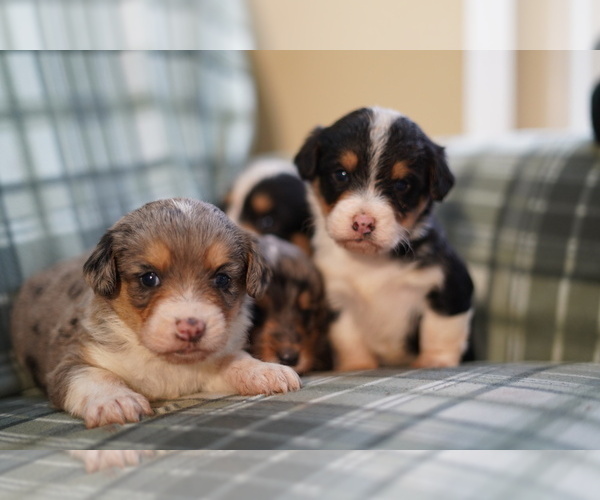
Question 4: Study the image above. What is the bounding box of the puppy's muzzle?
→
[175,317,206,343]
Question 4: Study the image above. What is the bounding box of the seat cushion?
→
[2,362,600,450]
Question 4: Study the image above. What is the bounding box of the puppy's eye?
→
[394,179,411,193]
[214,273,231,289]
[332,169,349,184]
[140,272,160,288]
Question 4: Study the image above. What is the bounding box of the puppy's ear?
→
[293,126,323,180]
[428,143,455,201]
[83,232,120,298]
[245,235,272,300]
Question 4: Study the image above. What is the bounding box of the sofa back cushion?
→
[441,132,600,362]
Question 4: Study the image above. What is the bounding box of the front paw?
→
[227,358,302,396]
[81,390,153,428]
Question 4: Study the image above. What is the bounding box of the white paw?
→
[227,358,302,396]
[81,390,153,428]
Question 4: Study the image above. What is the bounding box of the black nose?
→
[277,348,300,367]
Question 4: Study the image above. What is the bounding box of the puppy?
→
[226,157,313,254]
[247,235,332,374]
[11,198,301,428]
[294,107,474,371]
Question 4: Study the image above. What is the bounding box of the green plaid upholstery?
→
[0,0,253,50]
[0,449,599,500]
[0,50,256,397]
[1,363,600,450]
[441,132,600,363]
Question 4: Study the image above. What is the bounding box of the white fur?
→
[63,366,153,428]
[227,157,298,223]
[170,199,194,217]
[141,293,230,357]
[325,190,407,254]
[368,107,403,184]
[414,309,473,368]
[313,209,447,368]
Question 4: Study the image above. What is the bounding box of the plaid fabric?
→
[441,132,600,363]
[0,0,254,50]
[1,363,600,450]
[1,450,599,500]
[0,50,256,397]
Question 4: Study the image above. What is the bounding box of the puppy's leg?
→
[329,311,378,371]
[212,351,302,396]
[411,309,472,368]
[52,365,153,428]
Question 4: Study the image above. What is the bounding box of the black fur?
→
[239,173,312,242]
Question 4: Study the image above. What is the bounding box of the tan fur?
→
[391,160,410,179]
[11,199,300,428]
[251,193,274,214]
[339,150,359,172]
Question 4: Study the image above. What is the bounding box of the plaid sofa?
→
[2,52,600,495]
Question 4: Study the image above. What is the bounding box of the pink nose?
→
[175,317,206,342]
[352,214,376,235]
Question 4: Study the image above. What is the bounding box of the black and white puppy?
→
[226,157,313,254]
[294,107,473,371]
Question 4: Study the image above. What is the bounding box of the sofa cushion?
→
[0,51,256,398]
[1,363,600,450]
[442,132,600,362]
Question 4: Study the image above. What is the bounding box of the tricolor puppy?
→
[294,107,474,371]
[226,157,313,254]
[247,235,332,374]
[10,198,301,428]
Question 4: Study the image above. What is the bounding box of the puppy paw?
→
[81,390,153,428]
[226,357,302,396]
[411,353,460,369]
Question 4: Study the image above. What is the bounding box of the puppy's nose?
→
[175,317,206,342]
[352,214,376,235]
[277,348,300,367]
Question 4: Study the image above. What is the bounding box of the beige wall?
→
[248,2,600,152]
[248,0,464,50]
[251,51,464,155]
[516,51,570,129]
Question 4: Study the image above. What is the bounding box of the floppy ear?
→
[293,126,323,180]
[83,231,120,298]
[428,143,455,201]
[245,235,272,299]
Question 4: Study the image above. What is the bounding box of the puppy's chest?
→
[317,246,444,351]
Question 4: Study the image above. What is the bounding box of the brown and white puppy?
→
[226,157,313,254]
[247,235,332,374]
[11,198,301,428]
[294,107,474,371]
